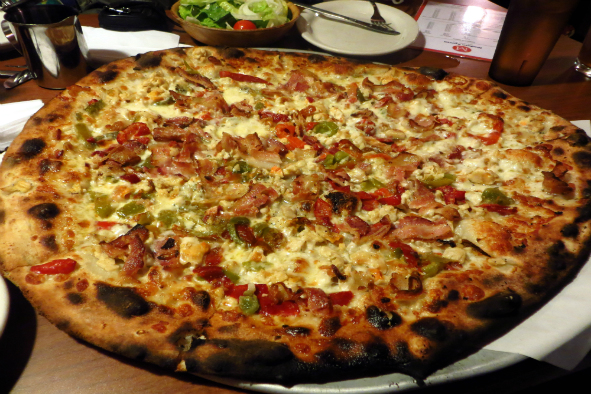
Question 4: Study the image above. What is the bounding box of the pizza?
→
[1,47,591,384]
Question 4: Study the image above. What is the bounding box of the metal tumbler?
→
[2,4,90,89]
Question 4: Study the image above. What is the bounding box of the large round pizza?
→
[1,47,591,384]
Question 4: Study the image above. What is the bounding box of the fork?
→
[368,1,394,30]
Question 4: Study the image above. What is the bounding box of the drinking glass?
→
[574,27,591,77]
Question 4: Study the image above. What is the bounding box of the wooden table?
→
[2,1,591,393]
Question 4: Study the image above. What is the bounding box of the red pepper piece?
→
[437,185,466,204]
[329,291,354,306]
[31,258,77,275]
[193,266,225,281]
[117,122,150,144]
[96,221,119,230]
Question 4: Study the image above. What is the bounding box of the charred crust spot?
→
[513,243,526,253]
[447,289,460,301]
[518,105,531,112]
[308,54,326,64]
[190,290,211,311]
[583,181,591,199]
[95,282,151,318]
[218,323,240,334]
[366,305,402,330]
[134,53,162,69]
[39,159,62,175]
[161,238,175,249]
[573,151,591,168]
[418,66,448,80]
[95,69,118,84]
[186,339,294,375]
[116,344,148,361]
[0,210,4,225]
[169,321,208,351]
[547,241,573,270]
[220,48,245,59]
[567,129,590,146]
[319,316,341,337]
[576,199,591,223]
[466,292,522,319]
[438,239,456,248]
[364,341,390,361]
[492,90,508,99]
[66,292,84,305]
[56,320,70,330]
[551,125,566,132]
[410,317,448,341]
[552,147,565,156]
[325,191,358,214]
[19,138,46,159]
[32,117,43,126]
[28,203,60,220]
[561,223,579,238]
[45,113,63,123]
[40,235,58,251]
[282,325,311,337]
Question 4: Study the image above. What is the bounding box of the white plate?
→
[296,1,419,56]
[200,350,525,393]
[0,275,9,337]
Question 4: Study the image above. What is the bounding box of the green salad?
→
[178,0,291,29]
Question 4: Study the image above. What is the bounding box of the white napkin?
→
[484,120,591,370]
[81,26,184,66]
[0,100,44,151]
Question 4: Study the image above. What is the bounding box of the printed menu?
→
[413,1,507,61]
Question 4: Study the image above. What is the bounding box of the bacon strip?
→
[390,216,452,241]
[101,225,150,275]
[230,183,279,216]
[176,68,217,90]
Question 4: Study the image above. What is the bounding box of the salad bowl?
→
[170,1,300,47]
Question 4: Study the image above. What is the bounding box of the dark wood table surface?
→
[1,1,591,393]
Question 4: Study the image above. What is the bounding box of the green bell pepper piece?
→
[116,202,145,218]
[312,121,339,137]
[238,294,260,315]
[481,187,514,205]
[228,217,251,245]
[423,173,456,188]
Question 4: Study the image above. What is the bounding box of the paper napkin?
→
[0,100,44,151]
[81,26,184,66]
[484,120,591,370]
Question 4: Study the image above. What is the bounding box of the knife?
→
[292,1,400,35]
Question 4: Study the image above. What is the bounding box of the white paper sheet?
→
[81,26,183,66]
[0,100,44,151]
[413,1,506,60]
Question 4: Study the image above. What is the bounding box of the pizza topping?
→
[219,70,271,85]
[30,258,77,275]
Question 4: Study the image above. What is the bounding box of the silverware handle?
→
[292,1,398,34]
